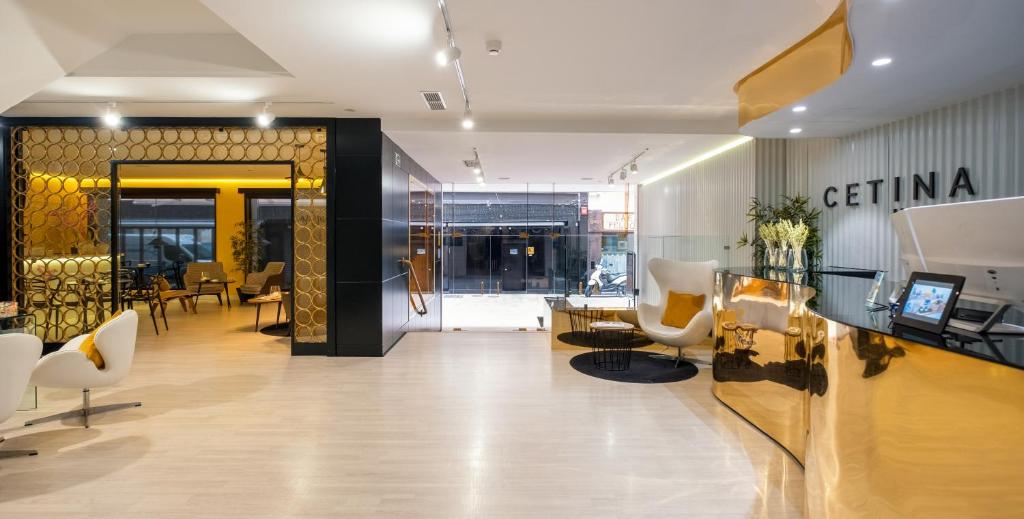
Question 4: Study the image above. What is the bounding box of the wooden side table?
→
[249,292,286,332]
[194,278,236,308]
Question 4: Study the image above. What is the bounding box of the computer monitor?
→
[892,196,1024,333]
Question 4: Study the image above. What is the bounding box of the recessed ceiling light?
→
[497,177,510,180]
[461,110,474,130]
[472,167,482,174]
[871,57,892,67]
[580,177,594,181]
[343,108,356,113]
[789,128,803,134]
[792,105,807,113]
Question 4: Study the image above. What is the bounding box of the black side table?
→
[589,321,635,371]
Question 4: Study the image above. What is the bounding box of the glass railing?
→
[637,235,732,305]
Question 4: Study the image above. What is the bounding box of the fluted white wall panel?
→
[638,140,756,304]
[795,84,1024,279]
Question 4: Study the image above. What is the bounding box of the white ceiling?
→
[1,0,843,182]
[743,0,1024,137]
[387,131,741,185]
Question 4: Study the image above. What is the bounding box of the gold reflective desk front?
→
[712,269,1024,518]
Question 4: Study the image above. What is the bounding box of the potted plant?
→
[737,195,822,271]
[230,221,265,278]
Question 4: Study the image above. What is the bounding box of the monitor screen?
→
[901,280,956,325]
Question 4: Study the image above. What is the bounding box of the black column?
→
[332,119,385,356]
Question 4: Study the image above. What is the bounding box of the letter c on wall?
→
[824,186,838,207]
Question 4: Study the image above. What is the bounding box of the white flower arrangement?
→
[775,220,793,251]
[758,223,778,249]
[789,220,810,249]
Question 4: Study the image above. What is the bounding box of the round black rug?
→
[570,351,699,384]
[557,331,654,348]
[259,322,290,337]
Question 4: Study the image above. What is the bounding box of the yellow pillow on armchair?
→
[661,292,705,328]
[79,310,122,369]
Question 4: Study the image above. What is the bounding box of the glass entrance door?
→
[499,237,526,292]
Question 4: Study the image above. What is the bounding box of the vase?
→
[775,247,790,270]
[788,247,808,272]
[763,246,777,269]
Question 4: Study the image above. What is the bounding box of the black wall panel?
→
[382,134,442,337]
[332,119,385,356]
[331,126,441,356]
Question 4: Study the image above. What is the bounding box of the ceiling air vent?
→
[420,91,447,111]
[462,159,479,168]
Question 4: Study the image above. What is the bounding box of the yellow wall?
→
[119,177,291,295]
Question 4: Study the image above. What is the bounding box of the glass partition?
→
[408,177,436,315]
[440,183,636,330]
[637,235,732,305]
[119,194,216,281]
[442,183,637,297]
[248,193,293,287]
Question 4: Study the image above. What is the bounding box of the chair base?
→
[651,352,710,367]
[0,436,38,458]
[24,389,141,428]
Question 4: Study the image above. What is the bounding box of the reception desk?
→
[713,268,1024,518]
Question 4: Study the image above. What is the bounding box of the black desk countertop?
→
[717,267,1024,369]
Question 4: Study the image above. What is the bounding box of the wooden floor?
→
[0,300,804,518]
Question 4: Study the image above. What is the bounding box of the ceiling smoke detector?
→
[420,91,447,111]
[486,39,502,56]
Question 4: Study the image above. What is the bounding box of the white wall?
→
[786,83,1024,279]
[637,139,756,304]
[636,83,1024,307]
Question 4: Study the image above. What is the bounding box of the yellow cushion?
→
[79,310,121,370]
[661,291,705,329]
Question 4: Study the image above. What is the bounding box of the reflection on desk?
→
[713,267,1024,518]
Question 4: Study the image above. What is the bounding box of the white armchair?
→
[1,333,43,458]
[27,310,141,428]
[637,258,718,366]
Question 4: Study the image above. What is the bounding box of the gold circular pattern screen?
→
[9,126,327,344]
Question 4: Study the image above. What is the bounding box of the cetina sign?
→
[823,167,976,208]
